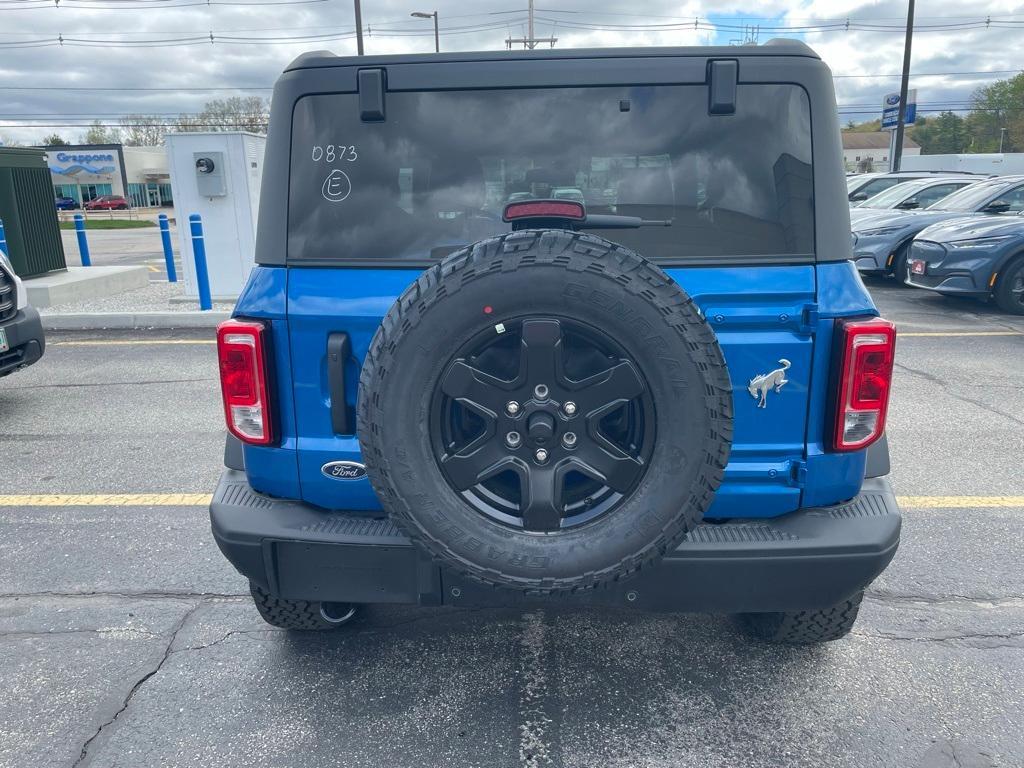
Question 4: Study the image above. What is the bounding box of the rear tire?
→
[994,256,1024,315]
[740,591,864,645]
[249,582,358,630]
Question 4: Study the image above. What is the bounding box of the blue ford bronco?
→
[210,41,901,644]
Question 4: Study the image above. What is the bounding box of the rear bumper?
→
[0,306,45,377]
[210,471,901,613]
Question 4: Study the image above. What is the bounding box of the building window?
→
[855,155,861,161]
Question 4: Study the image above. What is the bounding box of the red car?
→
[84,195,130,211]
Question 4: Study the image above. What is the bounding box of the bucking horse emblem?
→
[748,359,791,409]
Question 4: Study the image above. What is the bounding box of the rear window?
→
[288,84,814,265]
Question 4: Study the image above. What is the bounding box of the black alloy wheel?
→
[431,316,655,532]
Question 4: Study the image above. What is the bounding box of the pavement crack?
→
[894,361,1024,428]
[853,628,1024,649]
[866,591,1024,607]
[72,601,203,768]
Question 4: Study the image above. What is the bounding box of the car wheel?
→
[358,229,734,594]
[740,591,864,644]
[249,582,358,630]
[891,242,912,285]
[994,255,1024,315]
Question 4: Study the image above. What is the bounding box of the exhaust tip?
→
[319,602,358,625]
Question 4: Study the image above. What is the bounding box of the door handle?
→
[327,332,353,434]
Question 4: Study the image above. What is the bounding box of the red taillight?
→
[502,200,586,222]
[832,318,896,451]
[217,319,274,446]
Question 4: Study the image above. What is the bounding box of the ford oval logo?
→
[321,461,367,481]
[885,94,901,106]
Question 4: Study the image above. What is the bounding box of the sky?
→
[0,0,1022,145]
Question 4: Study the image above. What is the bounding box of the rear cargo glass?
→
[288,84,813,264]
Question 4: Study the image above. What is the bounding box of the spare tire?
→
[358,229,732,593]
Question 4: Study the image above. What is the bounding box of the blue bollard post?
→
[0,217,7,257]
[158,213,178,283]
[189,214,212,311]
[73,213,92,267]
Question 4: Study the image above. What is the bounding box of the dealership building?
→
[42,144,173,207]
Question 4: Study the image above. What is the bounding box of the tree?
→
[0,133,22,147]
[41,133,70,147]
[183,96,270,134]
[910,112,970,154]
[967,73,1024,153]
[118,115,169,147]
[81,120,120,145]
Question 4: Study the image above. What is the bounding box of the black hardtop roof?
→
[285,39,818,72]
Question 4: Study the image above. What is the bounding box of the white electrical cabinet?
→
[166,132,266,300]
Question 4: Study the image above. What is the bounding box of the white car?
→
[0,249,45,378]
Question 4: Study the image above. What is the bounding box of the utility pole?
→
[505,0,557,49]
[999,127,1008,153]
[891,0,915,172]
[354,0,364,55]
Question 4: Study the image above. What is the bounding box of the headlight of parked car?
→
[855,226,904,237]
[947,235,1017,249]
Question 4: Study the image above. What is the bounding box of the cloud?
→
[0,0,1021,144]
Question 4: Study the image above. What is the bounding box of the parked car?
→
[851,174,1024,280]
[905,213,1024,314]
[54,195,79,211]
[0,250,45,378]
[847,170,981,204]
[210,42,901,645]
[849,176,979,226]
[84,195,130,211]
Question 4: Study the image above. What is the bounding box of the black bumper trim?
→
[210,471,900,613]
[0,306,45,377]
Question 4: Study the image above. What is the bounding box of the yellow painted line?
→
[0,493,1020,509]
[0,493,213,506]
[147,265,159,273]
[899,331,1024,337]
[50,340,215,347]
[897,496,1024,509]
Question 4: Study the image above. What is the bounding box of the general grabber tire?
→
[249,583,357,630]
[357,229,733,594]
[741,591,864,645]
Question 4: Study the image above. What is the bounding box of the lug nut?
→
[506,431,522,448]
[506,400,520,416]
[563,401,577,417]
[534,384,549,400]
[562,432,577,448]
[535,448,548,463]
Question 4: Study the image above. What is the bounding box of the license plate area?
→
[911,259,927,276]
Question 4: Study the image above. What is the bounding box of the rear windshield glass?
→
[288,84,814,264]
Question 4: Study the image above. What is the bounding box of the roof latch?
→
[358,68,387,122]
[707,59,738,115]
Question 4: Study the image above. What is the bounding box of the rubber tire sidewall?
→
[358,230,732,592]
[994,254,1024,315]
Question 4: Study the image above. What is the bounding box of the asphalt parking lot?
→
[60,226,184,283]
[1,279,1022,768]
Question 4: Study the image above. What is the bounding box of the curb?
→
[41,311,231,331]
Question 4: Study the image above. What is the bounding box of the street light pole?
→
[354,0,364,55]
[411,10,440,53]
[892,0,915,172]
[999,127,1008,153]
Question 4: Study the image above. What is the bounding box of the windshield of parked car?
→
[859,179,930,208]
[288,84,815,264]
[929,179,1019,211]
